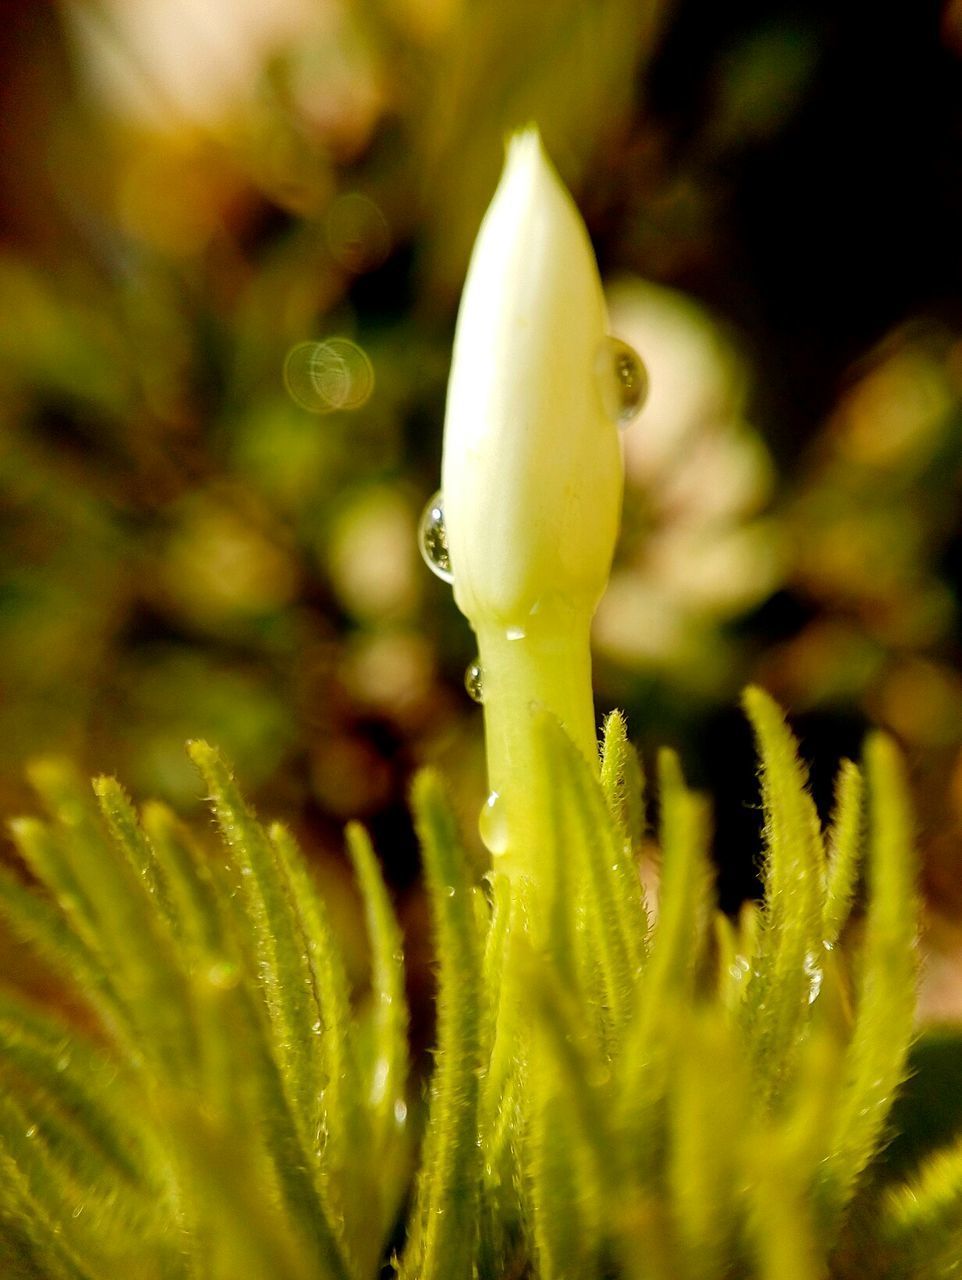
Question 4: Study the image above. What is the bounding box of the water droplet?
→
[71,1205,84,1220]
[478,791,508,856]
[24,1125,37,1139]
[394,1099,408,1126]
[371,1059,390,1105]
[418,490,453,583]
[728,955,751,983]
[207,960,240,991]
[804,952,823,1004]
[505,625,526,641]
[283,339,374,413]
[596,337,648,427]
[444,884,456,898]
[464,659,484,704]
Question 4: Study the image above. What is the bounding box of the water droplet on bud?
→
[418,490,453,583]
[464,659,484,704]
[596,337,648,427]
[478,791,508,856]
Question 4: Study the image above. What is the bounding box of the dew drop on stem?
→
[479,791,508,856]
[464,659,484,704]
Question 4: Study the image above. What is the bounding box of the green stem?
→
[476,605,597,881]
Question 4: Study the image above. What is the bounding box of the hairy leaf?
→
[398,770,483,1280]
[820,733,918,1224]
[823,759,864,948]
[741,686,827,1102]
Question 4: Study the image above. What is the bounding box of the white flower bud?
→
[440,128,624,632]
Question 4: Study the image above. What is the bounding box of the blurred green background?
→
[2,0,962,1014]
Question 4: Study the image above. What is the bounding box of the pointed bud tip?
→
[497,126,571,227]
[504,124,544,167]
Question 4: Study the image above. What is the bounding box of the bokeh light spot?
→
[325,192,391,273]
[283,338,374,413]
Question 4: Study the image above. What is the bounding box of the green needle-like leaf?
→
[743,1135,820,1280]
[270,821,373,1274]
[526,963,617,1279]
[8,791,100,939]
[821,732,918,1225]
[187,972,350,1280]
[529,1086,593,1280]
[538,714,642,1044]
[601,709,646,859]
[477,877,526,1277]
[345,821,409,1151]
[667,1010,744,1280]
[823,759,865,948]
[479,872,512,1111]
[141,799,227,958]
[882,1137,962,1276]
[17,765,196,1078]
[271,821,356,1095]
[0,994,158,1197]
[646,748,712,1012]
[619,750,711,1182]
[187,743,323,1138]
[93,776,174,929]
[159,1103,328,1280]
[399,769,483,1280]
[0,863,127,1039]
[741,686,826,1101]
[0,1083,176,1280]
[0,1147,100,1280]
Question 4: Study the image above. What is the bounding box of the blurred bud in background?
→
[595,279,782,697]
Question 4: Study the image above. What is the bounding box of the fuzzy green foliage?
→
[0,689,958,1278]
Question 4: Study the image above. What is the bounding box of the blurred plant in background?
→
[0,0,664,821]
[595,277,782,698]
[2,0,962,1016]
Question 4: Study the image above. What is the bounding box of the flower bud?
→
[440,128,623,632]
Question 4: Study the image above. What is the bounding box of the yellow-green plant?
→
[1,129,961,1280]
